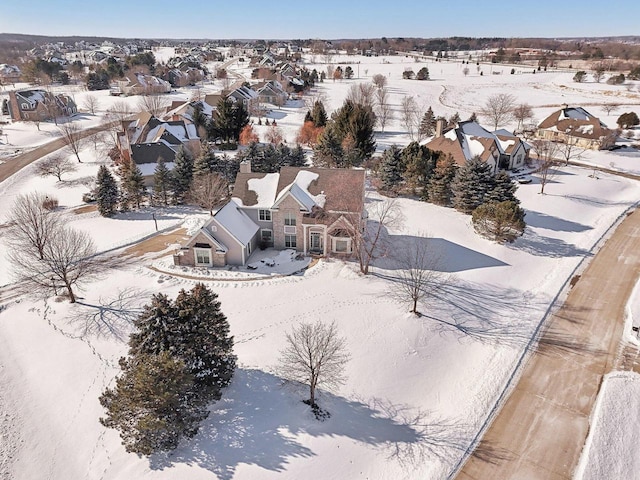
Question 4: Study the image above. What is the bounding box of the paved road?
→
[457,207,640,480]
[0,122,116,184]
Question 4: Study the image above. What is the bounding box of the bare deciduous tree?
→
[188,172,229,215]
[265,125,284,145]
[375,87,393,132]
[372,73,387,90]
[58,122,85,162]
[138,93,169,117]
[512,103,534,132]
[5,192,61,260]
[277,320,350,415]
[400,96,421,141]
[345,197,404,275]
[346,83,376,109]
[8,222,102,303]
[36,154,77,181]
[480,93,516,130]
[532,139,560,194]
[389,235,448,316]
[556,134,587,165]
[82,94,100,115]
[602,103,620,115]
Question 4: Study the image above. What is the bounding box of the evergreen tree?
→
[472,200,526,243]
[311,100,328,127]
[99,352,208,455]
[416,67,430,80]
[427,155,457,206]
[401,143,439,198]
[193,151,215,176]
[95,165,119,217]
[330,99,376,165]
[304,110,313,124]
[378,145,404,194]
[313,126,343,168]
[172,147,193,204]
[128,284,236,398]
[122,163,147,209]
[344,66,354,79]
[419,107,436,137]
[451,157,494,213]
[153,158,172,206]
[211,97,248,144]
[486,170,519,204]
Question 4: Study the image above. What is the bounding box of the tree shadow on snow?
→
[375,235,509,273]
[67,287,148,341]
[509,229,591,258]
[149,369,472,479]
[524,211,593,233]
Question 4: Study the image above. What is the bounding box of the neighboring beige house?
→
[175,165,366,267]
[536,105,615,150]
[424,120,501,173]
[7,90,77,122]
[110,72,171,96]
[0,64,21,84]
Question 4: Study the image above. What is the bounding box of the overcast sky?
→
[1,0,638,39]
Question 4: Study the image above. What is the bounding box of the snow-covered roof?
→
[213,199,259,246]
[137,161,175,177]
[247,173,279,207]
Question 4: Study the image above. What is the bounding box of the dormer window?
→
[259,209,271,221]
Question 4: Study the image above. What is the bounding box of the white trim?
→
[194,247,213,266]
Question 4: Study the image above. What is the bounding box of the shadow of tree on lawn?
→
[149,369,471,479]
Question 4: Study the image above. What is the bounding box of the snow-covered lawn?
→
[574,371,640,480]
[1,53,640,480]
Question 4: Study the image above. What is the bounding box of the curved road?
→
[456,207,640,479]
[0,122,116,184]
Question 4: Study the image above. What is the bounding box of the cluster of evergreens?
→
[100,284,236,455]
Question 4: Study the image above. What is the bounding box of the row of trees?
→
[377,146,526,243]
[95,148,233,217]
[100,284,237,454]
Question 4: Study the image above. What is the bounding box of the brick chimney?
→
[239,160,251,174]
[435,118,445,138]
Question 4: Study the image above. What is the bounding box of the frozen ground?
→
[1,53,640,480]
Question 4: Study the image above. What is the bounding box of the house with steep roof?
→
[536,105,615,150]
[424,120,529,172]
[175,164,366,267]
[110,73,171,96]
[0,64,21,84]
[7,90,77,122]
[116,112,201,183]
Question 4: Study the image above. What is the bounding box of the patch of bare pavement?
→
[456,207,640,480]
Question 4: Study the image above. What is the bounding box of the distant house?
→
[7,90,77,122]
[116,112,200,183]
[110,72,171,96]
[424,120,529,172]
[226,84,259,111]
[0,64,21,84]
[254,80,288,106]
[536,105,615,150]
[175,165,366,267]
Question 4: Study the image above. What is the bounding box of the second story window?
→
[259,209,271,221]
[284,211,296,226]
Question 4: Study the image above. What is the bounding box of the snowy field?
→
[1,52,640,480]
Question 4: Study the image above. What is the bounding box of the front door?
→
[310,232,323,254]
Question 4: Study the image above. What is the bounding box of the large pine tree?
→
[330,99,376,165]
[122,163,146,209]
[451,157,495,214]
[95,165,119,217]
[419,106,436,137]
[128,284,236,399]
[427,155,457,206]
[99,352,208,455]
[172,147,193,204]
[153,158,172,206]
[401,142,439,198]
[312,126,343,168]
[378,145,404,194]
[311,100,328,127]
[486,170,519,204]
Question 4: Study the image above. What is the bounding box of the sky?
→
[1,0,639,40]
